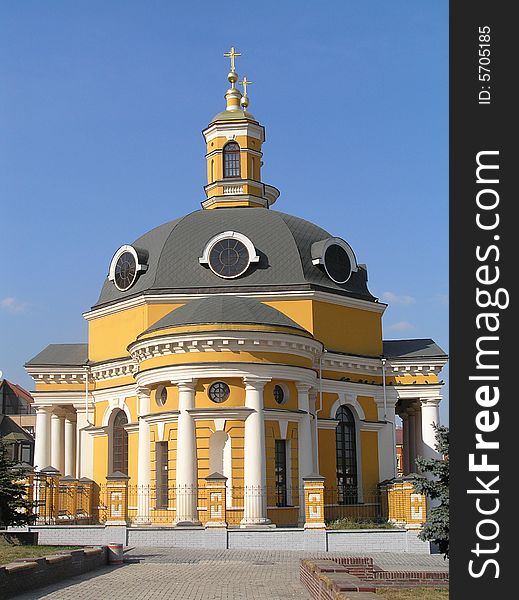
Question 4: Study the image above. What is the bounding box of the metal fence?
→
[28,482,387,527]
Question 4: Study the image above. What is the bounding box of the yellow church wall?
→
[92,435,108,483]
[94,400,108,427]
[149,384,179,413]
[357,396,379,422]
[35,383,90,392]
[319,392,339,419]
[312,301,383,355]
[137,350,312,372]
[195,379,245,408]
[318,428,337,490]
[360,431,380,495]
[127,431,138,483]
[94,376,135,390]
[226,421,245,486]
[262,299,314,334]
[263,380,299,411]
[195,421,214,482]
[88,303,181,362]
[323,370,383,385]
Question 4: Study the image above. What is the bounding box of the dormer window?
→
[223,142,241,178]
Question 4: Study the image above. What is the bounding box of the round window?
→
[323,244,352,284]
[114,251,137,290]
[273,384,286,404]
[208,382,230,403]
[156,385,168,406]
[208,238,250,278]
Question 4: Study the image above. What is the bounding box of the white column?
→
[376,402,397,481]
[74,405,94,480]
[297,384,315,524]
[420,398,441,461]
[136,388,152,524]
[34,406,52,471]
[50,410,65,474]
[64,412,77,477]
[401,412,411,475]
[241,377,271,527]
[175,380,199,525]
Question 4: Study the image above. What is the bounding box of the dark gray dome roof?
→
[140,296,307,336]
[94,208,376,308]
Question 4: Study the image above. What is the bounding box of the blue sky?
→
[0,1,448,422]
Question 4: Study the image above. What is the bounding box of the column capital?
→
[243,377,270,391]
[50,407,67,418]
[295,383,312,393]
[136,385,151,399]
[176,379,198,392]
[420,397,442,408]
[34,404,53,413]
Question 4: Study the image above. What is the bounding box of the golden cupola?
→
[201,46,280,209]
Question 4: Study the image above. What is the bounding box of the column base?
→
[133,518,152,526]
[239,518,275,529]
[174,519,202,527]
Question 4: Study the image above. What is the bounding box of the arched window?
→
[112,410,128,475]
[223,142,240,178]
[335,405,358,504]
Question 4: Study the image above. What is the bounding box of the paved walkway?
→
[14,548,449,599]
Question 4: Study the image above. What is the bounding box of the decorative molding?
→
[90,359,138,382]
[83,289,387,321]
[328,394,366,421]
[134,362,317,390]
[186,408,254,421]
[129,331,322,366]
[359,421,386,432]
[264,408,305,422]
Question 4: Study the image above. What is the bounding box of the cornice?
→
[83,289,386,321]
[129,330,322,366]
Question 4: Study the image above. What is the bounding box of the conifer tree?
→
[413,424,449,558]
[0,439,36,528]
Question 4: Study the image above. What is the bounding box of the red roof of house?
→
[0,380,34,404]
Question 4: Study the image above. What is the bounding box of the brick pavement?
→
[12,548,448,599]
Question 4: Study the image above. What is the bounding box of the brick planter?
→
[0,546,108,599]
[300,557,449,599]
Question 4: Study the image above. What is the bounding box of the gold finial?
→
[224,46,241,72]
[239,76,253,110]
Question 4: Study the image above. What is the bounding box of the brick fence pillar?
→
[303,475,326,530]
[105,471,130,525]
[205,472,227,528]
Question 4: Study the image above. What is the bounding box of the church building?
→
[26,49,447,527]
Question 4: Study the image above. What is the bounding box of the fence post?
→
[105,471,130,525]
[77,477,94,522]
[40,466,61,524]
[58,476,78,522]
[205,473,227,528]
[384,476,427,528]
[303,475,326,529]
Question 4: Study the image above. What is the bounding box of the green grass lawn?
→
[377,588,449,599]
[0,545,80,565]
